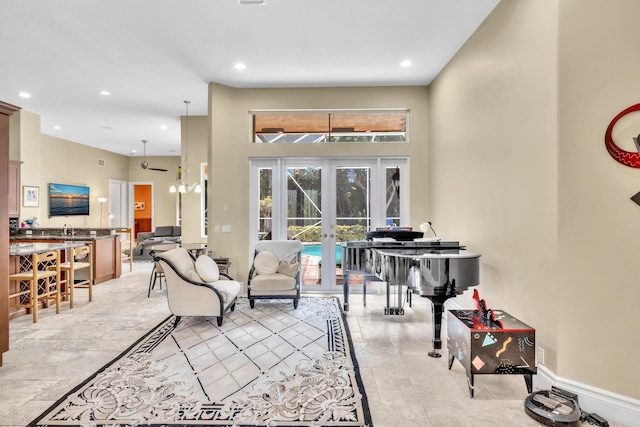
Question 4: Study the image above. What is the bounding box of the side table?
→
[447,309,536,397]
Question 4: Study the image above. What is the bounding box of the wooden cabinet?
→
[8,160,20,217]
[94,237,118,284]
[1,100,21,366]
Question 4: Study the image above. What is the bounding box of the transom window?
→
[252,110,408,143]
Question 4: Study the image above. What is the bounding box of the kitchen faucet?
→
[63,224,68,236]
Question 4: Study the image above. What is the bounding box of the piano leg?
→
[384,282,405,315]
[343,273,350,311]
[363,277,366,307]
[428,300,444,358]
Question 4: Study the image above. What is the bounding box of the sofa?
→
[134,225,181,258]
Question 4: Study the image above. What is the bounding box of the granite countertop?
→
[10,234,116,241]
[10,241,85,256]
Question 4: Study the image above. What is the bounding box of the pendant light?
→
[170,100,201,193]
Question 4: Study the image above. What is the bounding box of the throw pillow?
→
[254,251,279,275]
[277,261,299,278]
[195,255,220,282]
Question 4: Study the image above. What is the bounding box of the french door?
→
[250,157,407,292]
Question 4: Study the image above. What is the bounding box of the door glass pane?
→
[287,167,322,286]
[335,166,371,288]
[386,166,400,226]
[258,167,272,241]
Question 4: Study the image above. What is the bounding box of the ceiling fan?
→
[131,140,167,172]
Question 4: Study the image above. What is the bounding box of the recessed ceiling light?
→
[102,126,113,130]
[160,125,168,130]
[53,126,61,130]
[238,0,266,4]
[99,90,111,96]
[131,150,137,154]
[234,63,247,70]
[18,92,31,98]
[400,60,412,67]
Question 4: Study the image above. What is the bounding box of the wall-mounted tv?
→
[48,183,90,217]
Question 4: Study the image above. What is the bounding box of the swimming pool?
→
[302,243,342,265]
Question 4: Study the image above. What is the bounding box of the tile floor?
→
[0,262,626,427]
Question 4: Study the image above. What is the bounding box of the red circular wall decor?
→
[604,103,640,168]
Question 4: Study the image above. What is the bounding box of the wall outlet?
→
[214,226,220,233]
[90,230,97,235]
[538,346,545,365]
[26,230,32,235]
[221,225,231,233]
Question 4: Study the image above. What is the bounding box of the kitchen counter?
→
[9,231,122,286]
[10,241,84,256]
[10,234,115,241]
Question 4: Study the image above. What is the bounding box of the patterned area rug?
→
[30,297,372,427]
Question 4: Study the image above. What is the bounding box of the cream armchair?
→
[155,248,241,327]
[247,240,303,309]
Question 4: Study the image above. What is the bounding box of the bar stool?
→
[9,250,61,323]
[56,244,93,308]
[116,227,133,272]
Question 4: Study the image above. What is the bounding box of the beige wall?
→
[430,0,639,400]
[11,109,180,230]
[556,0,640,398]
[180,115,207,244]
[207,84,429,279]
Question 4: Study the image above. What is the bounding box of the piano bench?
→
[447,309,537,397]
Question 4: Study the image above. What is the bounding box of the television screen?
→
[48,183,90,216]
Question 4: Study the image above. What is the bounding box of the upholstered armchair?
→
[155,248,241,327]
[247,240,303,309]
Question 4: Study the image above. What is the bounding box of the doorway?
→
[250,157,407,292]
[129,182,154,239]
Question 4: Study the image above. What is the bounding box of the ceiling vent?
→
[98,159,105,167]
[238,0,266,4]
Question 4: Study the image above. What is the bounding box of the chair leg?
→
[54,273,61,314]
[250,299,255,309]
[230,302,236,312]
[217,316,223,326]
[173,316,182,328]
[294,298,299,309]
[147,271,155,297]
[68,268,75,308]
[31,280,38,323]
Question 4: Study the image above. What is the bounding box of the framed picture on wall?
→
[22,185,39,207]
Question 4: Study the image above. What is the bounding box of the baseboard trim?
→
[534,365,640,427]
[443,300,640,427]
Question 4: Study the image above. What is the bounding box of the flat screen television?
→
[48,183,90,217]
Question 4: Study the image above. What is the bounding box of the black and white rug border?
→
[29,296,373,427]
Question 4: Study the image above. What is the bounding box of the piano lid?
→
[365,229,424,241]
[374,248,481,260]
[342,239,464,249]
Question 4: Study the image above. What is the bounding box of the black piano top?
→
[374,247,481,260]
[341,239,465,249]
[365,229,424,241]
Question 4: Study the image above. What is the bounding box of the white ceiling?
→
[0,0,499,157]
